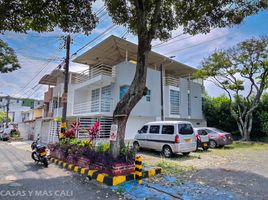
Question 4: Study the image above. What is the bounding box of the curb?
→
[48,157,162,186]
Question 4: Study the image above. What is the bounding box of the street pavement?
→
[0,141,121,200]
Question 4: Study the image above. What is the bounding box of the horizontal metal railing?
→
[73,98,113,115]
[71,64,116,84]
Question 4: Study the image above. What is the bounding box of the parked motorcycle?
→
[31,136,48,167]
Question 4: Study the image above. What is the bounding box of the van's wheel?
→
[133,142,140,152]
[162,145,172,158]
[182,152,190,156]
[209,140,217,148]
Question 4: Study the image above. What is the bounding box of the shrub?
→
[64,129,76,138]
[96,143,110,152]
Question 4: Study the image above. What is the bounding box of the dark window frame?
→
[162,125,174,135]
[149,125,160,134]
[139,125,148,134]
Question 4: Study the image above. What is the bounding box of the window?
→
[91,88,100,112]
[139,126,148,134]
[178,124,193,135]
[149,125,160,134]
[146,89,151,102]
[205,129,217,134]
[170,89,180,115]
[101,85,111,112]
[188,93,191,116]
[120,85,129,99]
[162,125,174,135]
[198,130,207,135]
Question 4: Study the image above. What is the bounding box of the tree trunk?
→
[109,34,151,158]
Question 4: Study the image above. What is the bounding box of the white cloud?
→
[0,54,58,99]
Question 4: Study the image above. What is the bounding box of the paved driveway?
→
[0,141,121,200]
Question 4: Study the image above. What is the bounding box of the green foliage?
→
[203,93,268,139]
[0,0,98,74]
[105,0,266,39]
[203,95,237,133]
[120,143,135,162]
[96,143,110,152]
[54,117,62,123]
[59,138,92,148]
[0,40,20,73]
[156,160,196,176]
[254,93,268,137]
[0,111,10,123]
[196,37,268,140]
[0,0,97,34]
[10,129,20,138]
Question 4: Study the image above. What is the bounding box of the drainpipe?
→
[160,64,164,121]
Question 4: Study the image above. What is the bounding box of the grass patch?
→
[202,141,268,156]
[156,160,196,177]
[228,141,268,150]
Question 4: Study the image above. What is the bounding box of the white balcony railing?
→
[165,74,180,87]
[71,64,116,84]
[73,99,113,115]
[53,107,63,117]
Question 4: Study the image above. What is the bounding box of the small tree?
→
[0,40,20,73]
[105,0,267,157]
[0,111,11,125]
[0,0,98,72]
[195,37,268,140]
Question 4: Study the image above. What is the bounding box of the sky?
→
[0,1,268,100]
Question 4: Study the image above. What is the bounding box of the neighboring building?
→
[19,106,44,140]
[39,35,206,143]
[0,96,43,125]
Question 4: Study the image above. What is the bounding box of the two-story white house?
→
[39,35,206,143]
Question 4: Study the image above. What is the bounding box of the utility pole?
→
[6,95,10,128]
[60,35,71,139]
[160,64,164,121]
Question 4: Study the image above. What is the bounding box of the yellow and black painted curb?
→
[48,157,162,186]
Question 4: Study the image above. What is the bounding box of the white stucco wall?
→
[112,61,161,118]
[125,116,155,140]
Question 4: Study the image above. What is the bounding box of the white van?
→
[133,121,197,157]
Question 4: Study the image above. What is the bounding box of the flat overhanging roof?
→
[73,35,197,77]
[39,69,64,86]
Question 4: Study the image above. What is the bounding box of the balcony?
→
[165,74,180,87]
[71,64,116,89]
[73,98,113,116]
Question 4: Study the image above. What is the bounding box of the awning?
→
[73,35,197,77]
[39,69,64,86]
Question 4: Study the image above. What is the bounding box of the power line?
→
[153,35,194,49]
[153,33,184,48]
[72,24,117,57]
[164,33,231,56]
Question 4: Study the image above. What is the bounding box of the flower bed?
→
[48,139,135,176]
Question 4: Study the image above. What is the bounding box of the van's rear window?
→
[178,124,193,135]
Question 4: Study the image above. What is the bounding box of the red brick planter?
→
[104,163,135,176]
